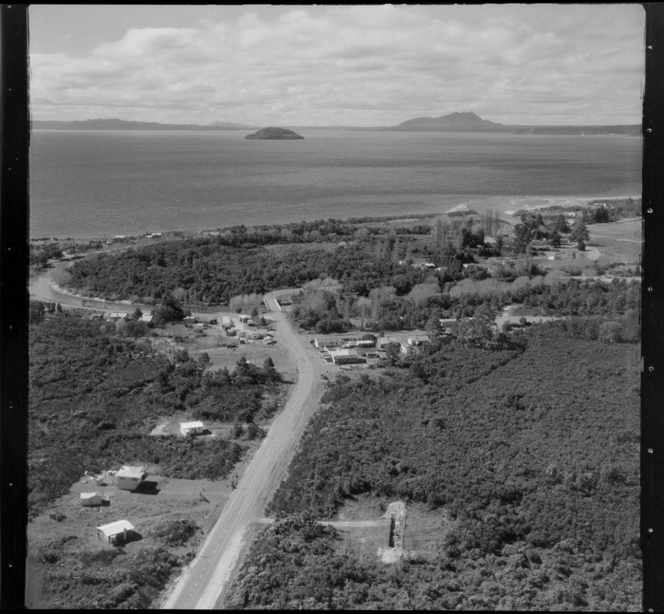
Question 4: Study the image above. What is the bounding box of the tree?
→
[599,321,624,344]
[456,305,496,349]
[570,216,590,248]
[549,231,562,248]
[513,223,535,254]
[384,342,401,365]
[153,293,186,325]
[553,214,570,234]
[263,357,280,383]
[133,307,143,320]
[593,206,611,223]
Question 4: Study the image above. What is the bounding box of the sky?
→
[28,4,645,127]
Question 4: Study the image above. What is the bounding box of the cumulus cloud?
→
[29,5,644,125]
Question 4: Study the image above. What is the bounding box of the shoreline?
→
[30,193,641,245]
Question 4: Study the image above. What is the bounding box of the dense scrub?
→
[252,328,640,609]
[228,514,640,610]
[29,313,282,517]
[35,538,187,608]
[64,239,429,304]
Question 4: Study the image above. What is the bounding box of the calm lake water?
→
[29,130,642,238]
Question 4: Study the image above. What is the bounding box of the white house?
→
[115,466,147,491]
[180,421,206,437]
[97,520,136,546]
[80,492,104,507]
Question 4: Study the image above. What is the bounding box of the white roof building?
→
[115,465,147,491]
[180,421,205,437]
[97,520,136,545]
[80,492,104,506]
[116,466,145,479]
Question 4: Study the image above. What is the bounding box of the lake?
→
[29,129,642,239]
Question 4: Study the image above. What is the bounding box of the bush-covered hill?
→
[64,239,428,304]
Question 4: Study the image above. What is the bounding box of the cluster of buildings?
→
[105,311,154,323]
[84,418,210,547]
[221,314,274,345]
[313,333,436,365]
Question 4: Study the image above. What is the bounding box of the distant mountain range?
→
[33,113,641,136]
[32,118,257,131]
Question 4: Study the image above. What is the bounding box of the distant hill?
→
[245,127,304,140]
[389,111,505,132]
[32,118,256,131]
[385,112,640,136]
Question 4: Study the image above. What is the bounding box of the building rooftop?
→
[180,421,205,430]
[328,349,355,357]
[97,519,134,536]
[116,466,146,479]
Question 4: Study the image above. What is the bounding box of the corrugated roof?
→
[180,421,205,429]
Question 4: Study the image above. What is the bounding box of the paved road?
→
[161,289,328,610]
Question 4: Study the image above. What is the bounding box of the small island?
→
[244,126,304,140]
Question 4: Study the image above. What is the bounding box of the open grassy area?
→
[587,218,642,264]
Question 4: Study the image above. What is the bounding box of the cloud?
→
[30,5,645,125]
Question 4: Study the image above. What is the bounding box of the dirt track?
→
[160,290,330,610]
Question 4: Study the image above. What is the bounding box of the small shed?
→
[80,492,104,507]
[140,313,153,323]
[115,466,147,491]
[180,420,205,437]
[97,520,136,546]
[238,314,250,323]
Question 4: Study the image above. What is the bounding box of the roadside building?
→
[115,466,147,491]
[328,349,366,365]
[238,314,251,323]
[356,339,376,348]
[180,421,206,437]
[97,520,137,546]
[314,337,343,349]
[107,312,127,322]
[407,335,431,347]
[80,492,104,507]
[140,313,153,323]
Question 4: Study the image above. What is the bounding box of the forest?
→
[28,310,284,517]
[227,324,641,610]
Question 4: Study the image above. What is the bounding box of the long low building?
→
[327,349,366,365]
[180,421,206,437]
